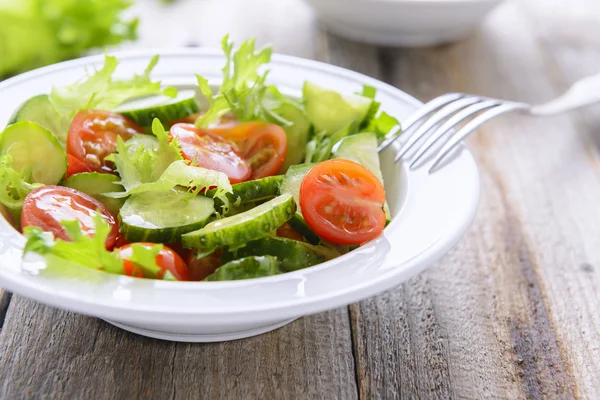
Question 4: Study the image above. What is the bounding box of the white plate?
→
[303,0,504,47]
[0,49,479,342]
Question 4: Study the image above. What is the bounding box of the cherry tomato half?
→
[118,243,190,281]
[21,186,119,249]
[186,249,223,281]
[299,159,386,245]
[169,123,251,184]
[67,110,143,173]
[66,154,91,179]
[220,122,287,180]
[172,113,238,136]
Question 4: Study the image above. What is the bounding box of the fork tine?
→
[377,93,465,153]
[394,96,482,162]
[429,102,530,172]
[409,99,502,168]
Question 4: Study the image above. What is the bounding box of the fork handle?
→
[530,72,600,116]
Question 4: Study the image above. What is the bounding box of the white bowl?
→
[303,0,504,47]
[0,49,480,342]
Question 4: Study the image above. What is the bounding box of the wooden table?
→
[1,0,599,398]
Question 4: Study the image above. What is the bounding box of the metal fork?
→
[379,72,600,172]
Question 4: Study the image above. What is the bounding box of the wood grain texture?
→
[0,297,357,399]
[346,0,600,398]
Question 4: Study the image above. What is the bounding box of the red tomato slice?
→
[186,249,223,281]
[171,113,238,137]
[117,243,190,281]
[219,122,287,179]
[169,123,251,184]
[21,186,119,249]
[67,110,143,173]
[299,159,386,245]
[66,154,91,179]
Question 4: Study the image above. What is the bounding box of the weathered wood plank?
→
[0,290,10,332]
[347,0,600,398]
[0,296,358,399]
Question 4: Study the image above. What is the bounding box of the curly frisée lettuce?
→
[0,154,43,220]
[50,55,176,119]
[195,35,273,128]
[23,214,175,280]
[107,119,183,191]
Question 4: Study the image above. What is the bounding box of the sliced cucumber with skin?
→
[287,213,320,244]
[8,94,69,145]
[332,132,391,222]
[303,82,373,134]
[206,256,280,281]
[223,236,325,272]
[277,103,311,172]
[279,163,315,213]
[206,175,284,214]
[63,172,125,215]
[182,194,296,252]
[119,190,215,243]
[0,121,67,185]
[114,90,199,128]
[125,134,159,153]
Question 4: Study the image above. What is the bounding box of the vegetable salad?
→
[0,35,401,281]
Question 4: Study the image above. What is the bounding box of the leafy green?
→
[356,85,400,138]
[206,256,280,281]
[195,35,273,128]
[108,160,232,202]
[304,121,359,163]
[365,111,401,138]
[0,154,42,211]
[109,118,183,192]
[22,213,176,280]
[0,0,137,78]
[50,55,176,119]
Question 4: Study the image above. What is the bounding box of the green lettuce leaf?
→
[0,0,137,78]
[107,160,232,203]
[195,35,273,128]
[305,122,359,163]
[22,213,175,280]
[356,85,400,138]
[110,118,183,191]
[0,154,43,212]
[50,55,176,118]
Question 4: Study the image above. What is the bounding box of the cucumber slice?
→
[332,132,391,221]
[182,194,296,251]
[287,213,320,244]
[303,82,373,134]
[125,134,159,153]
[277,103,311,172]
[63,172,125,215]
[279,163,321,242]
[206,175,283,214]
[0,121,67,185]
[114,90,199,128]
[8,94,68,145]
[119,190,215,243]
[279,163,315,213]
[223,236,325,272]
[206,256,280,281]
